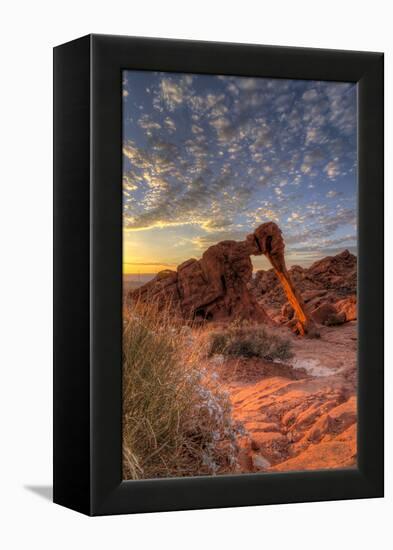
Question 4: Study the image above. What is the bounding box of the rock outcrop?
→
[129,222,317,336]
[252,249,357,327]
[232,375,357,473]
[223,321,357,473]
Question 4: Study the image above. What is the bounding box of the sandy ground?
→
[216,322,357,473]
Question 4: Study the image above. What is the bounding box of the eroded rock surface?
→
[230,374,356,472]
[218,323,357,473]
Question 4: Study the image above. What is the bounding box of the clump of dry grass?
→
[208,321,293,362]
[122,300,242,480]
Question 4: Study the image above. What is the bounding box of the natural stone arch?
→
[129,221,318,336]
[247,222,317,336]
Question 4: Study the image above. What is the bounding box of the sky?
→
[123,70,357,277]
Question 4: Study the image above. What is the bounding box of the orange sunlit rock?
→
[129,221,318,336]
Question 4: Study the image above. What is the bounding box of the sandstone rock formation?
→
[222,321,358,473]
[252,249,357,327]
[129,222,317,336]
[335,296,357,322]
[311,303,346,326]
[232,375,357,473]
[211,316,358,473]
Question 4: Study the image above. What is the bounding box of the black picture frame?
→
[53,34,384,516]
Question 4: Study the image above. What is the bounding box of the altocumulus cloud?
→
[123,70,357,263]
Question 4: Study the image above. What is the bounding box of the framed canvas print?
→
[53,34,384,515]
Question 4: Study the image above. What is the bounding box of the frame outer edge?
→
[357,52,384,496]
[85,35,384,515]
[53,35,92,516]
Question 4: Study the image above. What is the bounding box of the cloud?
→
[300,163,312,175]
[246,206,279,225]
[236,78,259,91]
[325,160,340,179]
[122,71,357,264]
[138,114,161,132]
[123,174,138,191]
[287,212,305,223]
[288,233,356,254]
[160,79,184,110]
[163,117,176,132]
[326,190,341,198]
[191,124,203,134]
[191,229,248,250]
[302,89,318,101]
[283,206,356,250]
[123,136,255,232]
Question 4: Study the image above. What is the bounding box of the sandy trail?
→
[219,322,357,473]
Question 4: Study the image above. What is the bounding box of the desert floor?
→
[211,322,357,473]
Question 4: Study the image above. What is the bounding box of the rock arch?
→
[129,222,317,336]
[248,222,317,336]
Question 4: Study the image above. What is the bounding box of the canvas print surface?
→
[122,71,357,479]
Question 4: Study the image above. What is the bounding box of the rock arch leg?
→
[251,222,318,337]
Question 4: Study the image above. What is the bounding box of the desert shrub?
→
[122,300,243,480]
[209,323,293,362]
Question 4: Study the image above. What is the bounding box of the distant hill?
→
[123,273,156,292]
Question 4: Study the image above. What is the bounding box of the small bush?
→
[209,323,293,362]
[122,300,242,480]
